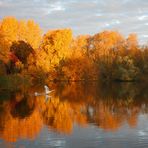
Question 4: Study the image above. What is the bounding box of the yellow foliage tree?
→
[0,17,18,62]
[35,29,72,74]
[92,31,124,59]
[0,17,42,63]
[71,35,91,58]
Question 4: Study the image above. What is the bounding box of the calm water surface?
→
[0,82,148,148]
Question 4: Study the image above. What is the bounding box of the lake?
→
[0,82,148,148]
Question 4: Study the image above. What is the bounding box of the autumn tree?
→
[112,56,140,81]
[0,17,18,63]
[35,29,72,76]
[91,31,125,80]
[0,17,42,64]
[92,31,124,59]
[71,35,91,58]
[18,20,42,49]
[10,41,34,65]
[126,33,138,50]
[54,34,99,81]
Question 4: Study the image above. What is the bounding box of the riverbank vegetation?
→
[0,17,148,86]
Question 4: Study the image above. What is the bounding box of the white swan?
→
[34,85,54,96]
[34,92,39,96]
[44,85,54,94]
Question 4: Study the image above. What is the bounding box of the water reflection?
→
[0,82,148,143]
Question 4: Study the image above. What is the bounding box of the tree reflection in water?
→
[0,82,147,142]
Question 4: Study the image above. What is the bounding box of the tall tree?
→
[36,29,72,73]
[0,17,42,63]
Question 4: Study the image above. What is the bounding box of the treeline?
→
[0,17,148,82]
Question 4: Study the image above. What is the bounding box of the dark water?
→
[0,82,148,148]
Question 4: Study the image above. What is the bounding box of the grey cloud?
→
[0,0,148,44]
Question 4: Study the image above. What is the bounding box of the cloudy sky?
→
[0,0,148,44]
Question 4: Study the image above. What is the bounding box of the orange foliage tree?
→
[32,29,72,80]
[0,17,41,64]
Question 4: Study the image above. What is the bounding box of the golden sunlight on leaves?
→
[35,29,72,74]
[0,17,41,64]
[0,16,147,82]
